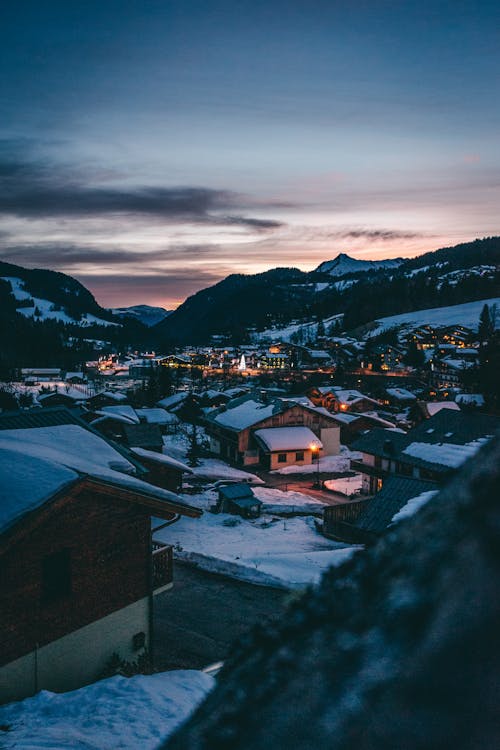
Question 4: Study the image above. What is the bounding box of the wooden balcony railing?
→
[151,540,173,590]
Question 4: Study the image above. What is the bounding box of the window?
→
[295,451,304,461]
[42,549,71,603]
[278,453,287,463]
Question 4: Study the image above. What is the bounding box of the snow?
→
[324,474,363,496]
[0,426,198,527]
[100,405,140,423]
[252,486,326,514]
[213,399,276,430]
[131,447,192,473]
[161,433,264,483]
[155,499,360,588]
[367,297,500,336]
[386,387,417,401]
[316,253,403,276]
[402,437,492,468]
[426,401,460,416]
[254,426,322,452]
[456,393,485,406]
[0,670,214,750]
[3,277,118,327]
[270,446,361,474]
[136,407,178,425]
[157,392,189,410]
[391,490,438,523]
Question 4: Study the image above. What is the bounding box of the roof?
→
[123,423,164,449]
[355,476,437,534]
[101,405,140,423]
[425,401,460,416]
[352,409,500,472]
[136,407,178,425]
[157,392,189,410]
[386,387,417,401]
[131,447,193,473]
[211,397,281,431]
[219,483,257,501]
[0,425,201,535]
[254,426,322,452]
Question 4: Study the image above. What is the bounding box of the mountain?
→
[111,305,171,327]
[315,253,404,276]
[0,261,116,327]
[0,261,153,371]
[154,237,500,344]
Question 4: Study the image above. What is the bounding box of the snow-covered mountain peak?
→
[316,253,404,277]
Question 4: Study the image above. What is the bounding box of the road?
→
[153,561,288,671]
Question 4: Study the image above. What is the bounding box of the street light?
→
[310,443,320,488]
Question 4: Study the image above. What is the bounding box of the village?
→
[1,301,498,729]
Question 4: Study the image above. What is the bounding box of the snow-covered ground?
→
[155,492,360,589]
[366,297,500,336]
[0,670,214,750]
[2,276,118,327]
[251,313,343,343]
[324,474,363,496]
[270,446,361,475]
[252,486,325,514]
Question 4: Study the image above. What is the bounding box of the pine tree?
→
[478,304,494,344]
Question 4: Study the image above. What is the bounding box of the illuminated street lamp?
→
[310,443,320,488]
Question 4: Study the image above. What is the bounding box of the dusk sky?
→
[1,0,499,309]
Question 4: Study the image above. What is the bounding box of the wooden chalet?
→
[0,422,201,704]
[205,394,340,466]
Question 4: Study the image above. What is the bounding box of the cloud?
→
[338,229,423,241]
[0,153,285,231]
[0,242,221,268]
[76,269,229,308]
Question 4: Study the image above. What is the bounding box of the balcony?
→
[350,460,388,478]
[151,540,173,592]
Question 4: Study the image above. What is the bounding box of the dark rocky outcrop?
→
[164,436,500,750]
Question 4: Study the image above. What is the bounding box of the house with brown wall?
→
[0,424,201,704]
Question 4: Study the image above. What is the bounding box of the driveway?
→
[153,561,288,671]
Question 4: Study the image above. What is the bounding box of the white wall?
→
[0,597,150,704]
[320,427,340,456]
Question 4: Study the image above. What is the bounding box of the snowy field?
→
[0,670,214,750]
[155,492,360,589]
[324,474,363,496]
[367,297,500,336]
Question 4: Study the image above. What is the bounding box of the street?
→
[153,561,288,671]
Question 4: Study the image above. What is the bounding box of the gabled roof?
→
[208,395,283,432]
[0,425,201,537]
[219,483,256,501]
[254,426,322,452]
[355,476,437,534]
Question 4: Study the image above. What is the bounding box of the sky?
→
[0,0,499,309]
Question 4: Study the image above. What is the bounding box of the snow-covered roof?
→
[157,392,189,410]
[426,401,460,416]
[402,437,492,468]
[0,425,200,533]
[254,426,322,452]
[456,393,485,406]
[386,387,417,401]
[213,399,277,431]
[131,447,192,473]
[101,405,140,423]
[101,390,128,402]
[136,407,178,424]
[332,388,379,406]
[391,490,438,524]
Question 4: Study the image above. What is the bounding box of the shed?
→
[217,484,262,519]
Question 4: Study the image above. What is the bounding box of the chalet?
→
[410,400,460,424]
[205,395,340,466]
[430,356,477,388]
[21,368,61,384]
[215,484,262,518]
[0,424,201,704]
[321,476,436,544]
[37,390,85,409]
[330,388,381,414]
[307,386,337,410]
[253,426,322,470]
[86,391,128,410]
[384,387,417,407]
[130,447,193,492]
[122,423,164,453]
[350,409,499,495]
